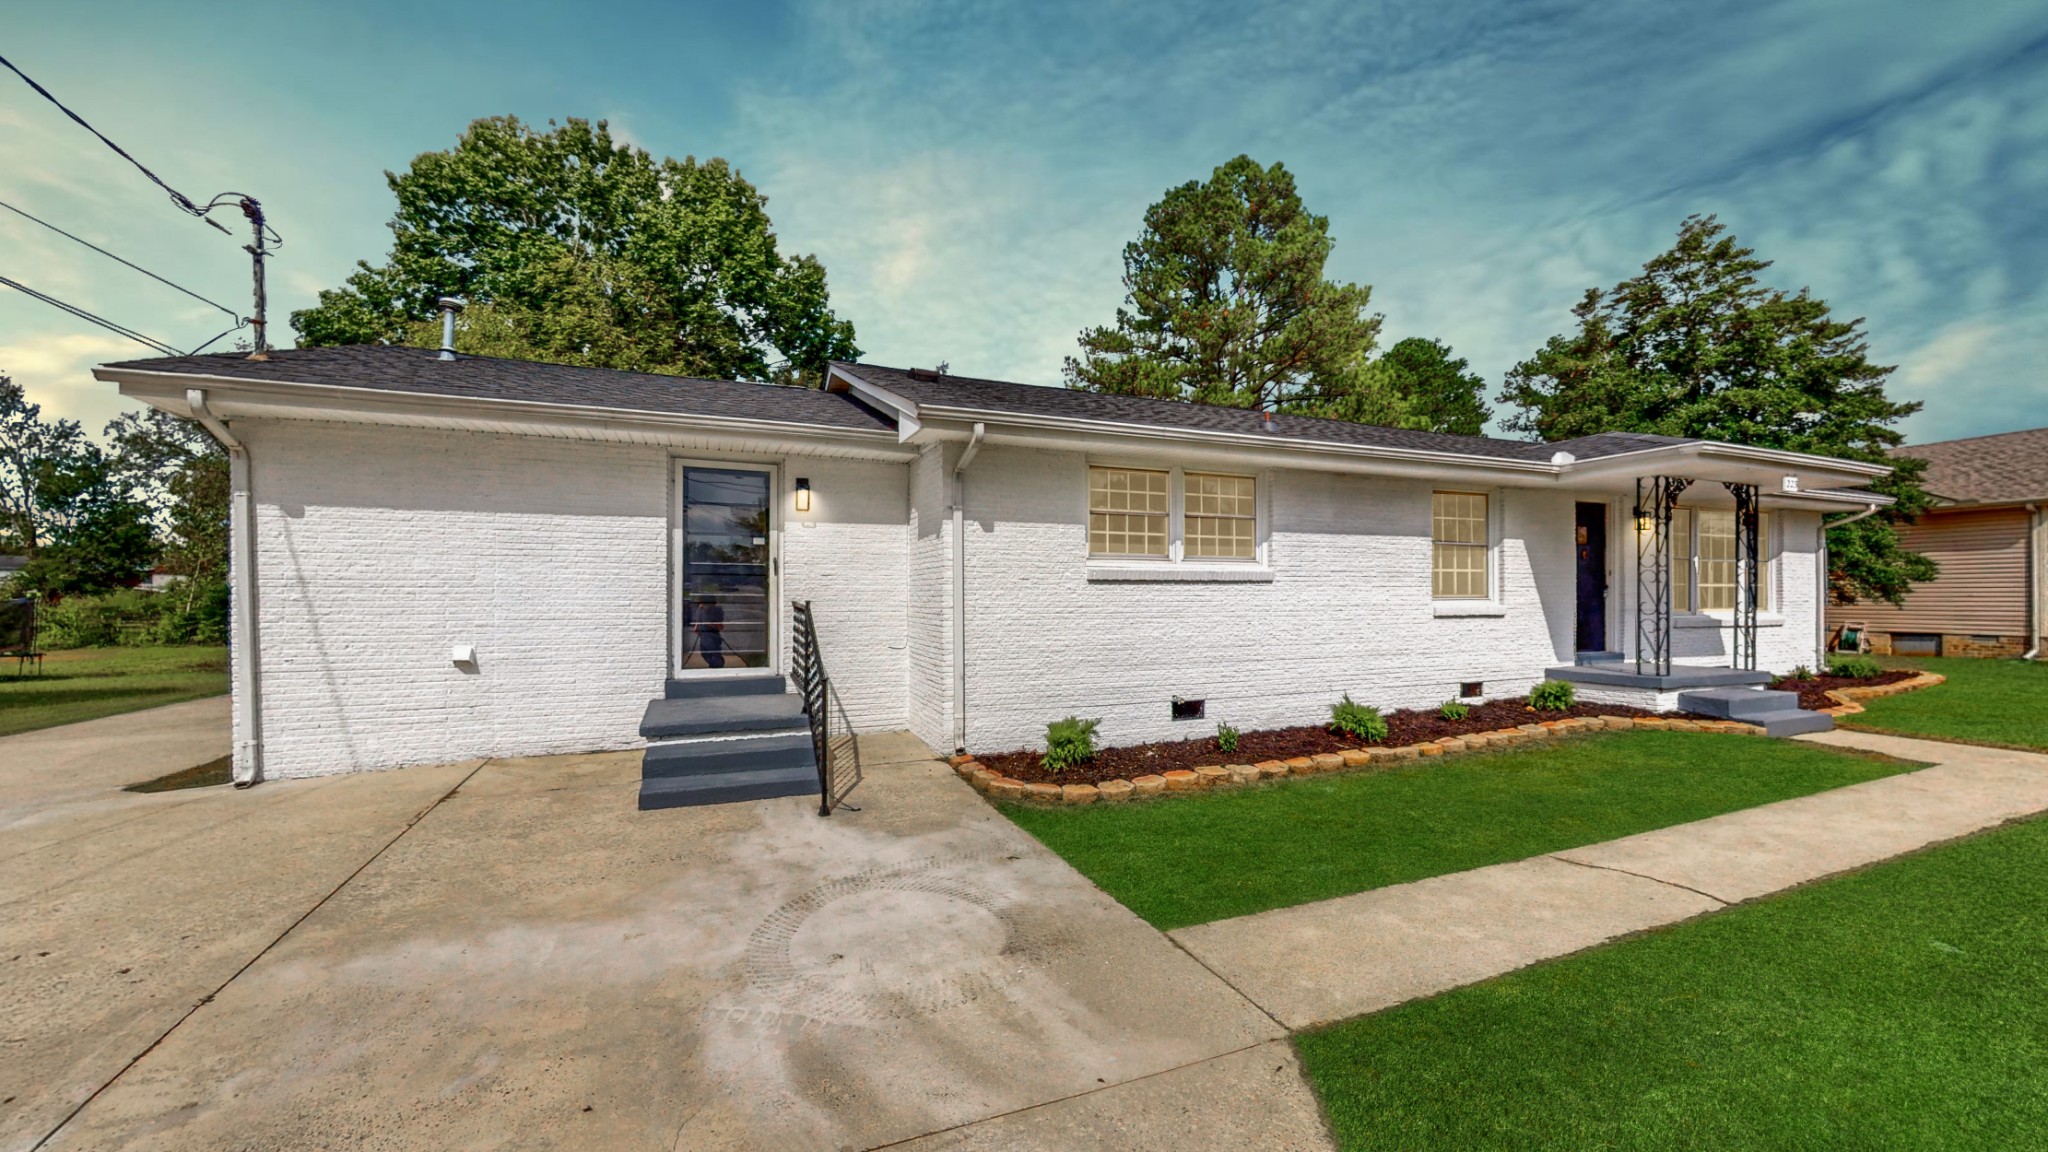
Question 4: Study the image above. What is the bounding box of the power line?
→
[0,271,184,356]
[0,51,230,235]
[0,197,244,323]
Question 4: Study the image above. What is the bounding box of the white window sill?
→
[1674,612,1786,629]
[1086,563,1274,583]
[1432,600,1507,617]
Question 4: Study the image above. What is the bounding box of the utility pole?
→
[240,196,269,359]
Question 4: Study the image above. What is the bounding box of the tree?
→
[1498,215,1935,604]
[0,376,156,597]
[1064,156,1381,412]
[1349,337,1492,436]
[291,116,858,384]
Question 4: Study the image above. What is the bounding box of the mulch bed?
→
[977,698,1696,786]
[1773,669,1921,712]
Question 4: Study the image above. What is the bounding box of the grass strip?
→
[0,646,227,737]
[1002,731,1920,930]
[1296,812,2048,1150]
[1845,655,2048,752]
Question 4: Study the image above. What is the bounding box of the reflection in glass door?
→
[679,466,771,671]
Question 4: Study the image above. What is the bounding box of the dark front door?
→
[1574,502,1608,653]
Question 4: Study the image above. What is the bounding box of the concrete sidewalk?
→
[1171,731,2048,1030]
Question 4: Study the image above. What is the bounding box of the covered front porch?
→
[1545,469,1883,731]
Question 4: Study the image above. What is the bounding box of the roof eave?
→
[94,366,911,455]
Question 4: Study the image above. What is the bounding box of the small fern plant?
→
[1439,700,1470,722]
[1329,694,1389,743]
[1042,716,1100,773]
[1528,680,1575,712]
[1216,723,1241,755]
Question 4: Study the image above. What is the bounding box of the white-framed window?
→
[1087,466,1170,557]
[1183,472,1257,560]
[1671,508,1771,612]
[1431,490,1491,599]
[1087,464,1264,565]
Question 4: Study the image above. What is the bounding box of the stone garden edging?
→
[949,714,1768,806]
[1818,671,1946,717]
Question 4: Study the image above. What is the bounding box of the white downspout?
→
[186,389,261,786]
[1817,503,1882,665]
[951,423,985,754]
[2025,503,2041,661]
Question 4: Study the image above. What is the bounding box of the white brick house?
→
[96,348,1892,796]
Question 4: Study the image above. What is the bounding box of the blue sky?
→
[4,0,2044,444]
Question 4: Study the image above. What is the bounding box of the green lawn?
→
[1296,812,2048,1151]
[0,646,229,737]
[1000,731,1920,930]
[1846,655,2048,751]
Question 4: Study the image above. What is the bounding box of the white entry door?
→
[675,463,776,675]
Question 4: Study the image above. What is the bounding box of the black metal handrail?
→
[791,600,860,815]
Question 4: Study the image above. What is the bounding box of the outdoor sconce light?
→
[795,477,811,512]
[1633,507,1651,534]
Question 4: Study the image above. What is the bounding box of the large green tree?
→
[1064,156,1382,412]
[1349,337,1493,436]
[292,116,857,383]
[107,409,228,633]
[0,376,157,598]
[1499,215,1935,605]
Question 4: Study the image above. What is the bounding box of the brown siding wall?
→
[1826,507,2032,636]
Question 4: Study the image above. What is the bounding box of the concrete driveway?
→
[3,710,1331,1151]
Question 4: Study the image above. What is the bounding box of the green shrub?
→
[1329,694,1389,742]
[1787,664,1813,682]
[1439,700,1470,722]
[1829,654,1884,680]
[1042,716,1101,773]
[1216,723,1241,755]
[30,579,228,649]
[1529,679,1576,712]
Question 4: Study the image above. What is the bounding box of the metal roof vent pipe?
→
[1262,404,1276,432]
[436,297,464,361]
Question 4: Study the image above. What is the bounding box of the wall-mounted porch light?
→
[794,477,812,513]
[1633,506,1651,534]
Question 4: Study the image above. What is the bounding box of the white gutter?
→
[186,389,262,786]
[951,422,985,753]
[1816,502,1884,666]
[2026,503,2042,660]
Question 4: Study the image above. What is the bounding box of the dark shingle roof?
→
[102,345,1702,463]
[1902,426,2048,505]
[842,362,1695,463]
[103,346,900,433]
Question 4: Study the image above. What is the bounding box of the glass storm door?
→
[678,466,773,672]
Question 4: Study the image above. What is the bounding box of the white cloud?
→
[0,329,151,434]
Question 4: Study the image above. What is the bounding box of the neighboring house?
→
[1827,426,2048,659]
[94,348,1890,799]
[0,554,23,585]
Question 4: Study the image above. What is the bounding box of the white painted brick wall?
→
[244,420,670,778]
[242,420,914,778]
[779,455,911,732]
[905,444,955,751]
[948,446,1580,754]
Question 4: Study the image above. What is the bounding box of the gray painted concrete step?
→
[642,732,817,779]
[637,764,818,810]
[640,694,808,739]
[1676,687,1802,721]
[1742,709,1837,738]
[664,674,789,701]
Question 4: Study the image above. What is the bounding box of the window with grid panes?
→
[1694,510,1769,611]
[1088,467,1169,557]
[1431,491,1489,598]
[1183,472,1256,559]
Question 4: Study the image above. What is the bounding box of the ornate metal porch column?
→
[1634,476,1693,676]
[1726,481,1761,671]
